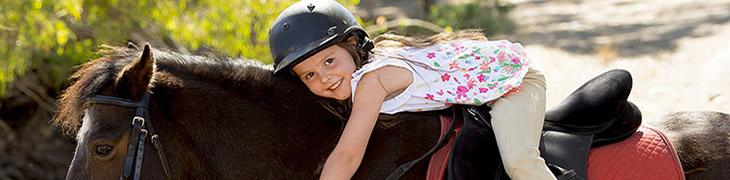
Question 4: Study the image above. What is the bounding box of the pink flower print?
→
[467,79,476,89]
[449,61,459,70]
[441,73,451,82]
[479,87,489,93]
[497,51,506,61]
[480,61,490,71]
[477,74,486,82]
[456,86,469,99]
[427,52,436,59]
[436,90,444,96]
[425,94,435,100]
[512,56,522,64]
[475,56,481,61]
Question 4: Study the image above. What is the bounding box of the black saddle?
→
[539,69,642,180]
[446,69,643,180]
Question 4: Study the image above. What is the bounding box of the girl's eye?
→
[324,58,333,65]
[305,72,315,80]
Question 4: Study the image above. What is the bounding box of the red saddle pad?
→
[587,126,685,180]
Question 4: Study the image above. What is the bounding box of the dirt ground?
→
[505,0,730,124]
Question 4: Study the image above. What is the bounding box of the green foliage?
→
[0,0,360,96]
[429,1,514,36]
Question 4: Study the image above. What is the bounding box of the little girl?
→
[269,0,556,179]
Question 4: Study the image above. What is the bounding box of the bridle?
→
[87,92,171,180]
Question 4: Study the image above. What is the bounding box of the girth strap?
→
[386,107,462,180]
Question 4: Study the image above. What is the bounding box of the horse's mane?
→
[52,45,279,135]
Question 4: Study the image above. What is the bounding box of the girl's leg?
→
[490,67,556,180]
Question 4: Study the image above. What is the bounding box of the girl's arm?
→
[320,66,413,180]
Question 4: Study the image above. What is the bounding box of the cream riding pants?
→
[490,66,557,180]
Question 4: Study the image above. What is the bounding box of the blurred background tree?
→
[0,0,360,96]
[428,1,514,35]
[360,0,513,37]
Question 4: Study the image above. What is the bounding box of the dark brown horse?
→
[53,44,441,179]
[53,44,730,179]
[657,111,730,179]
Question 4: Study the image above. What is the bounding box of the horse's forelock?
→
[53,57,130,135]
[52,45,279,135]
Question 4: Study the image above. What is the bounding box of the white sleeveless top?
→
[351,39,530,114]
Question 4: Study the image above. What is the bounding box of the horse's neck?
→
[150,73,341,176]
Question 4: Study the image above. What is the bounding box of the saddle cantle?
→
[544,69,642,144]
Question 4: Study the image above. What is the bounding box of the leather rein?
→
[87,92,171,180]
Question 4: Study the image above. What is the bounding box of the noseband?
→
[87,92,170,180]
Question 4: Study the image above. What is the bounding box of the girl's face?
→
[292,44,356,101]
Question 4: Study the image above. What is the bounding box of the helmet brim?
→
[273,27,359,75]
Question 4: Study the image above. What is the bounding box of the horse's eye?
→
[95,145,114,156]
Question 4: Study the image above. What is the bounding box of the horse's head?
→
[53,42,352,178]
[54,43,165,180]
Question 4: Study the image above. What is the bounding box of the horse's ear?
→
[116,43,155,99]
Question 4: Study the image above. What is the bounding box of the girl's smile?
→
[292,44,357,101]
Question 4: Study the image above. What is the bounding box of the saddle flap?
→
[539,131,593,179]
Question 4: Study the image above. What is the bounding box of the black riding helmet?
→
[269,0,374,75]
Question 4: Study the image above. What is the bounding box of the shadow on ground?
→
[510,1,730,57]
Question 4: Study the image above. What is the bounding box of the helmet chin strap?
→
[357,36,374,67]
[360,36,374,52]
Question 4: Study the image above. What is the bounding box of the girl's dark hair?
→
[336,36,370,68]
